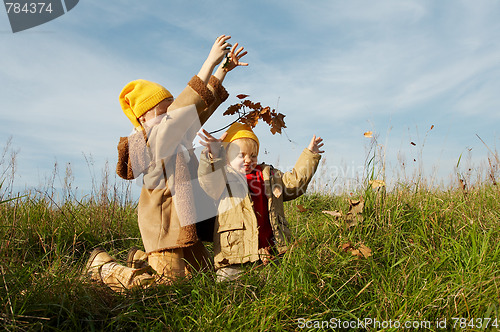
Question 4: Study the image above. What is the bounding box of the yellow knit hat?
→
[223,122,260,152]
[119,79,173,129]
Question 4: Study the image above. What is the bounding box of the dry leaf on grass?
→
[341,242,373,259]
[322,210,343,218]
[296,204,308,212]
[358,244,372,258]
[346,198,364,227]
[321,198,364,228]
[348,199,364,215]
[340,242,353,252]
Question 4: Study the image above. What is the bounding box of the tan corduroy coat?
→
[198,148,321,269]
[116,75,228,253]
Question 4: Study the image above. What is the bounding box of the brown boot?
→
[85,247,155,292]
[127,246,150,270]
[84,247,115,282]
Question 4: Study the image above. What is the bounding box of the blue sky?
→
[1,0,500,199]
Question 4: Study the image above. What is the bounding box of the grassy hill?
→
[0,178,498,331]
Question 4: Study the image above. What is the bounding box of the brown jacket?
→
[198,148,321,269]
[116,75,228,253]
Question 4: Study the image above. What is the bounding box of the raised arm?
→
[213,42,249,83]
[281,136,324,201]
[197,35,232,84]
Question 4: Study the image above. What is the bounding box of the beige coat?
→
[116,75,228,253]
[198,148,321,268]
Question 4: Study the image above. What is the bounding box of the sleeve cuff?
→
[188,75,215,107]
[208,76,229,103]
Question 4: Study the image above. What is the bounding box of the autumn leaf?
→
[369,179,386,189]
[358,244,372,258]
[351,249,363,258]
[341,242,353,252]
[260,107,272,124]
[430,125,434,130]
[348,199,364,215]
[223,104,242,116]
[242,100,255,109]
[341,242,372,259]
[222,95,287,135]
[322,210,343,217]
[346,198,364,227]
[271,113,286,134]
[364,131,373,138]
[297,204,308,212]
[241,111,260,128]
[410,142,416,146]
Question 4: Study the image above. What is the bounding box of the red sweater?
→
[246,166,274,249]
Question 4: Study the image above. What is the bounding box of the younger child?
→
[85,35,248,292]
[197,123,324,281]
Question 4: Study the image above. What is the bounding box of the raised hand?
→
[207,35,232,66]
[197,129,228,158]
[222,42,249,72]
[307,135,324,154]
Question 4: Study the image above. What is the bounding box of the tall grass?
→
[0,138,499,331]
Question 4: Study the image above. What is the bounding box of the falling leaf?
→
[410,142,416,146]
[369,179,385,189]
[322,210,343,217]
[458,178,466,192]
[364,131,373,138]
[297,204,308,212]
[236,94,249,99]
[430,125,434,130]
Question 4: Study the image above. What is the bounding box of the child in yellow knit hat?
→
[84,35,249,292]
[197,123,324,281]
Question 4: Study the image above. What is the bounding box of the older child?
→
[197,123,324,281]
[85,35,248,292]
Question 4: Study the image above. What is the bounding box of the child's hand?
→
[207,35,232,67]
[222,43,249,72]
[307,135,324,154]
[197,129,227,158]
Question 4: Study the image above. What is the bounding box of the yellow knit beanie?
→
[223,122,260,152]
[119,79,173,129]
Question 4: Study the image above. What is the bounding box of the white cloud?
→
[2,0,500,196]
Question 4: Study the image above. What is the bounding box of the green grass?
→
[0,180,499,331]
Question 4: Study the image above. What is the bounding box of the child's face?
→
[227,138,258,174]
[139,97,174,125]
